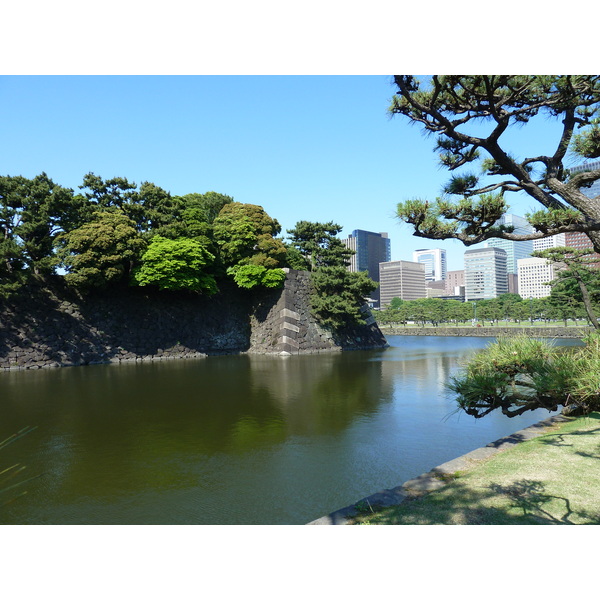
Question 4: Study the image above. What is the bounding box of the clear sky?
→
[0,74,588,271]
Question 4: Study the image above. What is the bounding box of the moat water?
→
[0,335,581,525]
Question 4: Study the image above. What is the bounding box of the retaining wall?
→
[0,270,387,371]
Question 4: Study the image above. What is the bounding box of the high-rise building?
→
[379,260,426,306]
[517,257,557,299]
[412,248,447,281]
[445,270,465,295]
[464,247,508,301]
[533,233,566,252]
[343,230,391,306]
[486,214,533,274]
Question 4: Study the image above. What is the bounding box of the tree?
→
[287,221,377,329]
[390,76,600,253]
[55,210,146,291]
[213,202,287,270]
[448,334,600,418]
[133,236,218,293]
[534,247,600,328]
[286,221,354,271]
[0,173,86,276]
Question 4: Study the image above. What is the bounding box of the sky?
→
[0,74,590,271]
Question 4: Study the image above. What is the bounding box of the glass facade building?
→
[412,248,447,281]
[344,230,391,306]
[464,247,508,301]
[486,214,533,274]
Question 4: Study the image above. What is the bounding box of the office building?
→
[486,214,533,274]
[517,257,557,299]
[379,260,426,306]
[445,270,465,295]
[533,233,566,252]
[412,248,447,281]
[344,230,391,306]
[464,247,508,301]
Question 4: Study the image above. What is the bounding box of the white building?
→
[379,260,426,306]
[533,233,566,252]
[412,248,447,282]
[486,214,533,274]
[517,257,557,299]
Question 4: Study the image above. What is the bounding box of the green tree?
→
[0,173,86,276]
[449,333,600,418]
[226,264,286,289]
[287,221,377,329]
[534,247,600,328]
[286,221,354,271]
[55,210,146,291]
[390,76,600,253]
[213,202,287,269]
[133,236,218,293]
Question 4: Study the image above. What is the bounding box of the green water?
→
[0,336,577,524]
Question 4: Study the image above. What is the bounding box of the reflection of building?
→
[486,214,533,274]
[517,257,556,299]
[379,260,426,306]
[344,230,391,306]
[464,247,508,300]
[412,248,447,282]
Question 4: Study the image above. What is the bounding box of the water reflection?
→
[0,335,579,524]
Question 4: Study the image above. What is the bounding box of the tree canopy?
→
[390,76,600,253]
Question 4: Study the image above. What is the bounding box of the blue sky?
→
[0,75,589,271]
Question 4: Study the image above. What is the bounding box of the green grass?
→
[353,413,600,525]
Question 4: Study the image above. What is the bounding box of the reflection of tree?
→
[247,352,392,436]
[0,352,392,503]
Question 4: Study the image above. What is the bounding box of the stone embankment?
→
[379,326,592,338]
[0,270,387,371]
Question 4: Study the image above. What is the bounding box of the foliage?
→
[133,236,218,293]
[448,334,600,418]
[286,221,377,329]
[226,264,286,289]
[213,202,287,270]
[286,221,354,271]
[55,210,147,291]
[390,76,600,252]
[533,247,600,329]
[309,267,377,329]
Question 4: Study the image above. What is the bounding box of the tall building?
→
[344,230,391,306]
[379,260,426,306]
[486,214,533,274]
[517,257,557,299]
[533,233,566,252]
[445,270,465,295]
[412,248,447,281]
[464,247,508,301]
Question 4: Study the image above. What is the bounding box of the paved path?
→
[306,414,571,525]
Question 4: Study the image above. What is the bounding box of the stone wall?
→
[379,326,592,338]
[249,270,387,355]
[0,271,388,371]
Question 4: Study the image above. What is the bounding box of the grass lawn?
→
[353,413,600,525]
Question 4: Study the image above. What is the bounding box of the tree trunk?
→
[575,274,600,329]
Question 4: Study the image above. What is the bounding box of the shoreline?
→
[378,326,591,338]
[307,413,571,525]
